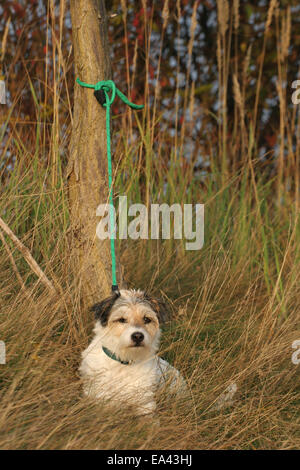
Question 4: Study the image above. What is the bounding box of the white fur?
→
[79,289,186,416]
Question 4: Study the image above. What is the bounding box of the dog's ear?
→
[143,293,170,323]
[90,292,120,326]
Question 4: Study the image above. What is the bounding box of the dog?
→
[79,289,187,416]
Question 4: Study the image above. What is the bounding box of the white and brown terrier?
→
[79,289,186,416]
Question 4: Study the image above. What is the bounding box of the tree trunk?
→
[68,0,120,304]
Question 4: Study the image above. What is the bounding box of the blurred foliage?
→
[0,0,300,177]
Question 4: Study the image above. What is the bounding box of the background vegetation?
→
[0,0,299,449]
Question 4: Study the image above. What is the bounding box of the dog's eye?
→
[117,318,127,323]
[144,316,151,324]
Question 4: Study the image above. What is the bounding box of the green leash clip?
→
[76,78,144,292]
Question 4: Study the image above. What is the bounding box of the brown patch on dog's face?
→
[90,292,120,326]
[143,293,170,323]
[91,290,168,354]
[91,290,169,326]
[102,301,160,352]
[107,304,159,340]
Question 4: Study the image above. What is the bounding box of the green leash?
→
[76,78,144,292]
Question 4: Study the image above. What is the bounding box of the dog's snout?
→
[131,332,144,344]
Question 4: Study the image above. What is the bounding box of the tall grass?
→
[0,0,299,449]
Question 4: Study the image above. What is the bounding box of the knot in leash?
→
[76,78,144,294]
[94,80,116,107]
[76,78,143,110]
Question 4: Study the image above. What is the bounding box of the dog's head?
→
[91,289,169,362]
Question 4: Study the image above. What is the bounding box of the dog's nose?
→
[131,332,144,344]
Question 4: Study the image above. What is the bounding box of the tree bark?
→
[68,0,120,304]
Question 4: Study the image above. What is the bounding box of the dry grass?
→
[0,0,299,449]
[0,230,299,449]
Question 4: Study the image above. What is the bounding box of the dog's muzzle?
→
[131,331,144,346]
